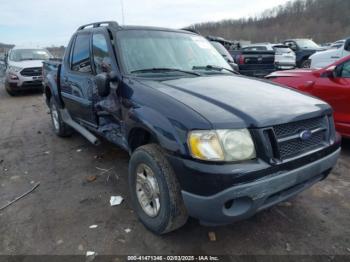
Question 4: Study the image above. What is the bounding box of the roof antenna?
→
[120,0,125,25]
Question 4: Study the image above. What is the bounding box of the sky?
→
[0,0,290,47]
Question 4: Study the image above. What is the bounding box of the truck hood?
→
[309,48,342,68]
[8,60,44,68]
[140,75,330,129]
[310,48,339,59]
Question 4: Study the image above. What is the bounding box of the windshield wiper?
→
[130,68,201,76]
[192,65,238,74]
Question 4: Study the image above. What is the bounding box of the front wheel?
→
[129,144,188,234]
[5,81,17,96]
[301,59,311,68]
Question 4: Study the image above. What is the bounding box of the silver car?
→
[4,47,53,95]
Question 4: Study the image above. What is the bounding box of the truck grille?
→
[20,67,42,77]
[273,116,329,160]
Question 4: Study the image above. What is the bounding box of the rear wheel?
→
[129,144,188,234]
[49,98,72,137]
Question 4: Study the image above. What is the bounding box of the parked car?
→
[309,38,350,69]
[43,21,340,234]
[330,39,346,49]
[266,55,350,138]
[242,43,296,69]
[283,39,324,68]
[4,47,53,95]
[229,48,275,77]
[320,43,332,49]
[210,41,239,72]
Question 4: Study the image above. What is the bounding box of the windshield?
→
[117,30,231,75]
[331,41,344,49]
[295,39,320,49]
[9,49,52,62]
[242,46,270,51]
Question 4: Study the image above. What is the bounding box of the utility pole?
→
[120,0,125,25]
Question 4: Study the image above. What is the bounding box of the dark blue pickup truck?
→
[283,39,324,68]
[43,21,341,234]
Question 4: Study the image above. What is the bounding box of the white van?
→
[310,38,350,68]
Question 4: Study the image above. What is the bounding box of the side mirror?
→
[95,71,119,97]
[287,43,297,51]
[344,39,350,51]
[323,65,336,78]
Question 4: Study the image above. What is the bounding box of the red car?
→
[267,55,350,138]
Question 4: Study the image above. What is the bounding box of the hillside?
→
[191,0,350,43]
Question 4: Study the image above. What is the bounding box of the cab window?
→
[285,41,297,51]
[71,34,92,73]
[92,34,112,74]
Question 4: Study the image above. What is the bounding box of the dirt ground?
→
[0,77,350,256]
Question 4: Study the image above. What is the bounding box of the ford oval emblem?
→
[300,129,312,140]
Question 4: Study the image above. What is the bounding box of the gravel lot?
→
[0,77,350,256]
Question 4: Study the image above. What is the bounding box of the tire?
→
[5,81,17,96]
[49,97,72,137]
[129,144,188,234]
[301,59,311,68]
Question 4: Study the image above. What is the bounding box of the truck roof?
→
[77,21,195,35]
[119,25,195,34]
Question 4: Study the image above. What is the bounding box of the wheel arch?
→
[125,107,188,155]
[128,126,159,153]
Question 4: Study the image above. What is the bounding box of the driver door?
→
[60,32,98,127]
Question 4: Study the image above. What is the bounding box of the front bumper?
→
[6,72,43,90]
[181,148,340,225]
[171,144,340,225]
[275,62,296,69]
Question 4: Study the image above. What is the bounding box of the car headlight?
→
[8,66,22,73]
[188,129,256,162]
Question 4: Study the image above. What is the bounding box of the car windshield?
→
[295,39,320,49]
[9,49,52,62]
[242,46,269,51]
[117,30,231,75]
[331,41,345,49]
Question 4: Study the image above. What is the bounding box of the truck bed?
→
[42,59,62,97]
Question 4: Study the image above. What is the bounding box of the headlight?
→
[188,129,256,162]
[8,66,22,73]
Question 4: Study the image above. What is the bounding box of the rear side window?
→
[71,34,92,73]
[92,34,112,74]
[273,47,293,54]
